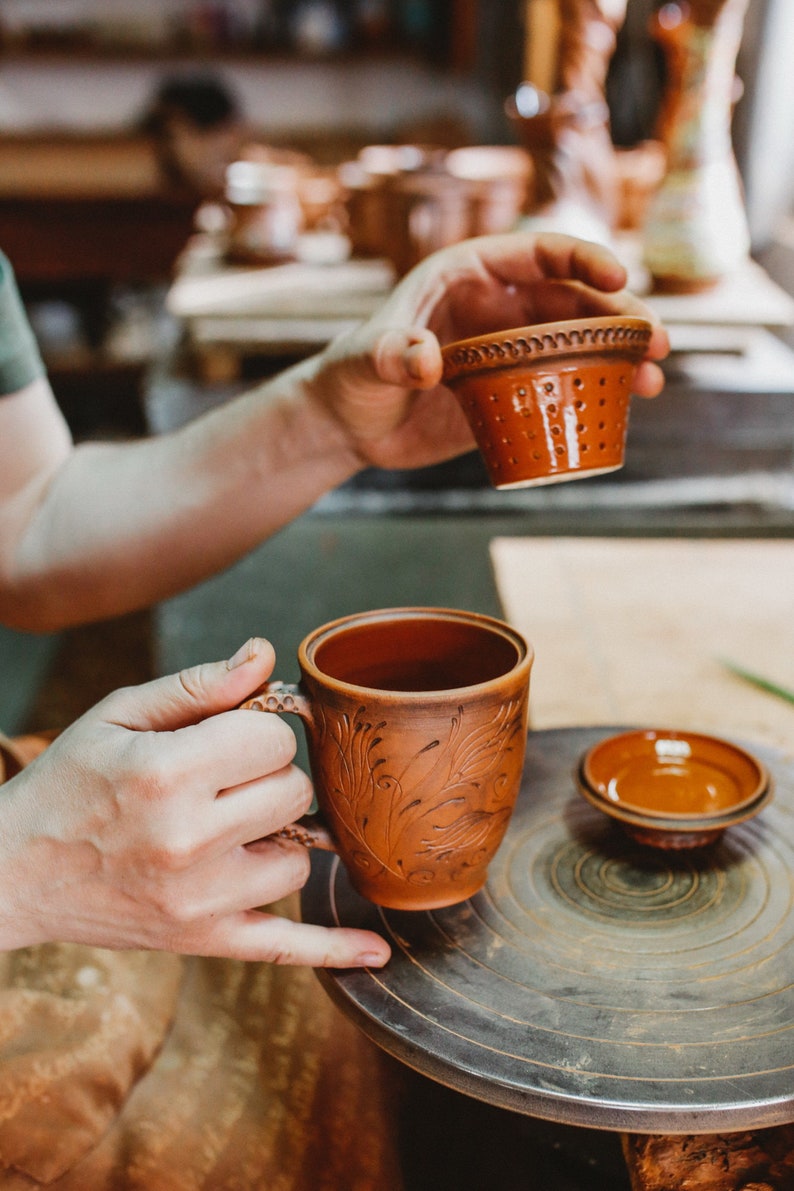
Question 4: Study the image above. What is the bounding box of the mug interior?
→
[310,614,522,693]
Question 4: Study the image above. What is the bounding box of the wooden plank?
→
[0,195,196,285]
[166,257,395,319]
[188,314,366,349]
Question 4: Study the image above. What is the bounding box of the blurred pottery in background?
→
[385,170,470,276]
[613,139,667,231]
[641,0,752,292]
[224,159,304,264]
[294,166,348,233]
[341,142,532,275]
[444,146,533,237]
[441,315,652,489]
[222,143,350,264]
[339,144,443,266]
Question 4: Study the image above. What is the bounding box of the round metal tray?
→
[303,726,794,1133]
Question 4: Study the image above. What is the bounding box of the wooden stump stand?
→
[623,1126,794,1191]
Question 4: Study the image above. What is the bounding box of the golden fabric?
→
[0,737,404,1190]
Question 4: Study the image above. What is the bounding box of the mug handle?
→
[240,682,336,853]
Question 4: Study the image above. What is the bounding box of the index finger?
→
[139,706,300,798]
[531,233,628,293]
[197,908,392,968]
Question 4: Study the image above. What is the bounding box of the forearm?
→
[0,232,668,632]
[0,355,363,630]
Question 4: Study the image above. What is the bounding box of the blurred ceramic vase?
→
[641,0,752,292]
[445,146,533,237]
[505,0,628,245]
[506,84,616,245]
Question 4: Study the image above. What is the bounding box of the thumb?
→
[99,637,278,731]
[371,326,443,389]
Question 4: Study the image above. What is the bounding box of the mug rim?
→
[298,605,532,698]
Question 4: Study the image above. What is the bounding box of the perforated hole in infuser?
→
[573,377,584,388]
[575,399,586,410]
[544,382,554,393]
[547,402,557,414]
[551,425,561,436]
[555,445,565,456]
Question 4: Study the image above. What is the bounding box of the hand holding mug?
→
[0,642,390,968]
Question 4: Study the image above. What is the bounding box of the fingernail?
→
[406,339,432,379]
[357,951,389,968]
[227,639,256,669]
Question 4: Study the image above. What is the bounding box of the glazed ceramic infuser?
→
[241,607,533,910]
[441,314,652,488]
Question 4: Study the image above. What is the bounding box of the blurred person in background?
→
[140,71,248,197]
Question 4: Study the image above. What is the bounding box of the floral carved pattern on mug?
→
[312,698,526,889]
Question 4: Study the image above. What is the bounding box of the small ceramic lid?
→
[579,728,770,826]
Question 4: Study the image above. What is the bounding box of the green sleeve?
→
[0,251,46,396]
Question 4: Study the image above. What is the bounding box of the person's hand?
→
[310,231,669,471]
[0,639,390,968]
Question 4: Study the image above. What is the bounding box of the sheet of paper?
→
[490,536,794,752]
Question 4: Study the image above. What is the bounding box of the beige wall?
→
[0,57,493,143]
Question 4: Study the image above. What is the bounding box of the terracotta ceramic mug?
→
[242,607,533,910]
[441,315,653,488]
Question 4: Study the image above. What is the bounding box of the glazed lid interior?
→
[580,728,769,823]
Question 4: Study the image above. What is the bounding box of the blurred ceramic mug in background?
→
[242,607,533,910]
